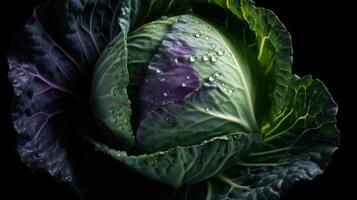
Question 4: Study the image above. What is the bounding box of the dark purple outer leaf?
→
[8,0,122,185]
[139,37,201,117]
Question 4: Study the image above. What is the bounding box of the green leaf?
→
[90,29,134,148]
[173,75,339,199]
[190,0,293,127]
[92,132,261,188]
[184,145,336,200]
[90,0,190,149]
[261,75,339,146]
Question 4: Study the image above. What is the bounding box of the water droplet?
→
[200,30,204,34]
[205,36,209,40]
[202,55,209,62]
[186,75,191,80]
[166,115,176,127]
[156,69,161,73]
[203,82,218,88]
[206,107,211,112]
[208,76,215,82]
[214,71,221,78]
[221,82,225,87]
[161,15,168,20]
[212,44,217,49]
[182,83,187,87]
[163,91,169,97]
[228,89,234,94]
[217,49,225,56]
[189,56,197,63]
[111,87,120,96]
[160,77,166,82]
[110,107,116,114]
[174,57,179,64]
[194,33,201,38]
[210,56,218,63]
[227,53,232,57]
[111,117,118,124]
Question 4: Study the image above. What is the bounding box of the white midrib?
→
[211,30,259,131]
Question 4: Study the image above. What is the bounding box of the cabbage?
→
[8,0,339,199]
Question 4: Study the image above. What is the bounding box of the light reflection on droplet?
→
[210,56,218,63]
[202,55,209,62]
[217,49,225,56]
[189,56,197,63]
[208,76,215,82]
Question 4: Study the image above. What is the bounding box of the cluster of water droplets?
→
[109,103,131,131]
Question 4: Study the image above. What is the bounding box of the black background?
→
[1,0,352,199]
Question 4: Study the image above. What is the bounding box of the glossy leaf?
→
[93,132,261,188]
[8,0,123,184]
[174,75,339,199]
[137,14,260,152]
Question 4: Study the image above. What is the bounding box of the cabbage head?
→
[8,0,339,199]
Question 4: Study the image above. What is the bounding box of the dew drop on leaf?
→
[208,76,215,82]
[217,49,225,56]
[188,56,197,63]
[210,55,218,63]
[166,115,176,127]
[111,117,118,124]
[194,33,201,38]
[214,71,221,78]
[111,87,120,96]
[202,55,209,62]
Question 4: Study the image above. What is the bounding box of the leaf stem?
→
[216,175,252,191]
[237,161,292,167]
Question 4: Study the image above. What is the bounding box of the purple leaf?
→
[139,37,201,117]
[8,0,122,186]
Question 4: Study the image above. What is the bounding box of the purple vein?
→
[47,50,74,83]
[79,1,101,56]
[52,118,76,153]
[76,31,92,66]
[33,109,78,139]
[33,87,52,98]
[80,25,101,56]
[17,68,87,104]
[34,14,90,80]
[29,111,50,119]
